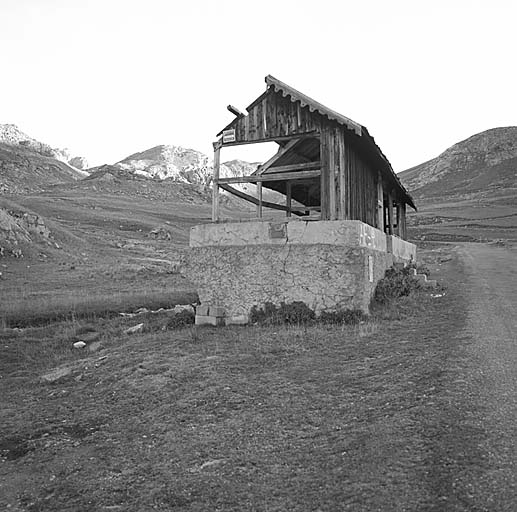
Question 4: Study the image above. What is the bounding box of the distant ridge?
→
[112,144,258,185]
[399,127,517,198]
[0,123,88,169]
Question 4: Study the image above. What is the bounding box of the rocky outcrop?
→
[0,209,30,257]
[399,126,517,198]
[114,145,259,185]
[68,156,88,170]
[0,208,54,258]
[0,124,88,188]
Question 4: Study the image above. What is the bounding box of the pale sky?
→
[1,0,516,171]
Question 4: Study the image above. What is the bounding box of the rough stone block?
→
[195,315,224,326]
[225,315,248,326]
[209,306,226,317]
[196,304,210,316]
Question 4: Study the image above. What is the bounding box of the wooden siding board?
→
[320,126,330,220]
[328,128,336,220]
[338,134,346,219]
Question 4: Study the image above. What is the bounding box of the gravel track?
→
[457,243,517,509]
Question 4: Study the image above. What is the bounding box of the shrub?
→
[165,309,195,329]
[319,309,367,325]
[250,302,368,326]
[250,301,316,326]
[372,266,421,304]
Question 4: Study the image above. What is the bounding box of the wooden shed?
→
[212,75,416,239]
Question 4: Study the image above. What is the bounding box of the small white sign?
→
[222,129,236,143]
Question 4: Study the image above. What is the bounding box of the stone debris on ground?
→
[40,367,73,383]
[87,341,103,353]
[123,323,144,335]
[73,341,86,349]
[119,304,195,318]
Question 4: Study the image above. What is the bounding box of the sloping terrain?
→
[0,168,260,325]
[399,127,517,242]
[399,127,517,198]
[0,143,85,194]
[0,123,88,172]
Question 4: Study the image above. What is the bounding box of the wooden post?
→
[338,134,346,220]
[212,142,221,221]
[400,203,407,239]
[320,129,329,220]
[377,173,384,230]
[328,128,336,220]
[286,181,292,217]
[387,190,394,235]
[257,182,263,218]
[395,202,401,236]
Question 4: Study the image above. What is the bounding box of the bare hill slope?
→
[399,127,517,242]
[0,142,85,194]
[399,127,517,199]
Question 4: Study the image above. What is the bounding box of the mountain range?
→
[1,123,516,257]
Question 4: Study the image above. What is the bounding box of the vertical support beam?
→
[387,190,394,235]
[338,134,346,220]
[257,182,263,218]
[395,202,401,236]
[320,127,330,220]
[212,142,221,221]
[377,173,384,230]
[400,202,407,239]
[328,128,336,220]
[286,181,292,217]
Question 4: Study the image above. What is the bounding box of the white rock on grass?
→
[73,341,86,349]
[124,323,144,335]
[40,367,73,382]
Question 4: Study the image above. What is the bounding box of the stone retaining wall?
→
[183,219,416,323]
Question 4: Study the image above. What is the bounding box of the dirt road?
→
[456,243,517,508]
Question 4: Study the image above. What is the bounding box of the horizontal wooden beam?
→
[218,170,321,184]
[261,161,320,174]
[219,183,310,216]
[220,131,320,147]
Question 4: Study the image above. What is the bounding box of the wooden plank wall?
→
[231,91,322,142]
[320,127,379,227]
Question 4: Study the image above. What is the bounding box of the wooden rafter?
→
[255,138,301,175]
[218,169,320,185]
[262,161,321,174]
[219,183,312,216]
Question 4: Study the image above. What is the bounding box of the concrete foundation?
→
[183,219,416,323]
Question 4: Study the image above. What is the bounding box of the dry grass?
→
[1,269,490,511]
[0,288,197,328]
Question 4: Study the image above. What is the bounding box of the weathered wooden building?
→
[184,76,417,325]
[212,75,415,238]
